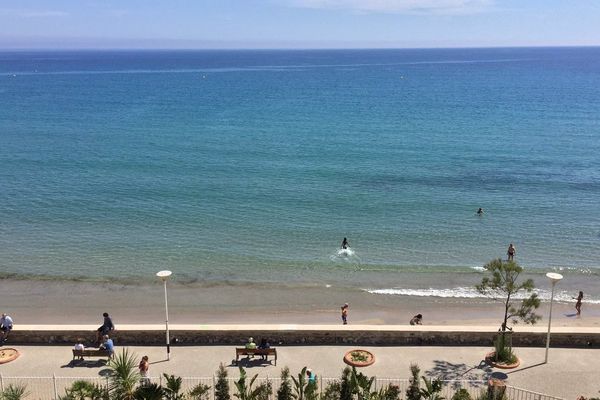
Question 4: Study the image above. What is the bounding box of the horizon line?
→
[2,44,600,52]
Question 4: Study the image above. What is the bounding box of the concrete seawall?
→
[9,324,598,347]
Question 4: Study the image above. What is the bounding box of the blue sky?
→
[1,0,599,49]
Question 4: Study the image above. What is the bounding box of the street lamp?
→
[156,270,173,360]
[544,272,563,363]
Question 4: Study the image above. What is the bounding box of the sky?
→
[1,0,599,49]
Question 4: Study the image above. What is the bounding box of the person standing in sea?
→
[341,303,349,325]
[507,243,516,261]
[574,291,584,316]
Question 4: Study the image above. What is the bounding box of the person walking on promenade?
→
[341,303,349,325]
[0,313,14,343]
[574,291,584,316]
[139,355,150,386]
[97,312,114,344]
[507,243,516,261]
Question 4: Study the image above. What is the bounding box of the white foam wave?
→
[366,287,600,304]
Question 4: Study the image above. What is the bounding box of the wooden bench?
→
[72,349,113,361]
[235,348,277,365]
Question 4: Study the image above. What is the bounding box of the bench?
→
[72,349,113,361]
[235,348,277,365]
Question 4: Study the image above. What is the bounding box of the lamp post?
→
[156,270,173,360]
[544,272,563,363]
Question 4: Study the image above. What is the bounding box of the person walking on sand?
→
[341,303,349,325]
[507,243,516,261]
[409,314,423,325]
[574,291,584,316]
[341,237,349,249]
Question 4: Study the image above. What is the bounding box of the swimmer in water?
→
[477,207,484,215]
[341,237,349,249]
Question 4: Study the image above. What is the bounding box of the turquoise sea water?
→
[1,48,599,301]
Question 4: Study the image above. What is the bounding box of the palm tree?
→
[108,349,141,400]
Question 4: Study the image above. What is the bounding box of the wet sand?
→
[3,278,599,327]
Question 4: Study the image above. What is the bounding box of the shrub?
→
[215,364,231,400]
[406,364,422,400]
[277,367,293,400]
[450,389,472,400]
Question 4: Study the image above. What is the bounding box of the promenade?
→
[1,325,599,398]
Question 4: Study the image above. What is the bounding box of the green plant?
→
[405,364,422,400]
[419,377,444,400]
[373,385,400,400]
[339,368,353,400]
[188,383,211,400]
[277,367,294,400]
[450,388,471,400]
[234,367,272,400]
[350,352,368,362]
[349,367,375,400]
[133,383,165,400]
[320,381,341,400]
[493,334,517,364]
[215,364,231,400]
[108,349,141,400]
[163,374,184,400]
[0,384,29,400]
[59,380,106,400]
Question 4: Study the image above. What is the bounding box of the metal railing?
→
[0,375,564,400]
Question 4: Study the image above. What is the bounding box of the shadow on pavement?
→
[425,360,492,389]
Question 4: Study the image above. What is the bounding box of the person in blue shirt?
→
[100,335,115,357]
[306,368,317,384]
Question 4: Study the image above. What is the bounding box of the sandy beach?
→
[3,278,599,327]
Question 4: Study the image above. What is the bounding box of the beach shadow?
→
[425,360,492,389]
[61,359,108,369]
[565,313,578,318]
[229,357,274,368]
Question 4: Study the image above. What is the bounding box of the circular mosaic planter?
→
[485,351,520,369]
[0,348,20,364]
[343,349,375,367]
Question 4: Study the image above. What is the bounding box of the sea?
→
[1,47,599,304]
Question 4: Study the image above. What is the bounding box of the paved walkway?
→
[0,344,597,399]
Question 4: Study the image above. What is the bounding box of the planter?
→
[0,348,20,364]
[485,351,520,369]
[343,349,375,367]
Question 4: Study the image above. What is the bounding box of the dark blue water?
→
[1,48,599,299]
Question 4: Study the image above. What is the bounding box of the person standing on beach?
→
[341,238,349,249]
[574,291,584,316]
[507,243,516,261]
[341,303,349,325]
[0,313,14,342]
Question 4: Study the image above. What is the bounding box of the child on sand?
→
[341,303,349,325]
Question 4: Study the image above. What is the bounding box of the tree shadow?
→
[61,359,108,369]
[564,313,578,318]
[425,360,493,389]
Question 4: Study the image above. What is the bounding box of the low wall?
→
[9,325,598,348]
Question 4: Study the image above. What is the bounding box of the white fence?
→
[0,375,564,400]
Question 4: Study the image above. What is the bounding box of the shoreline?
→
[3,278,599,327]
